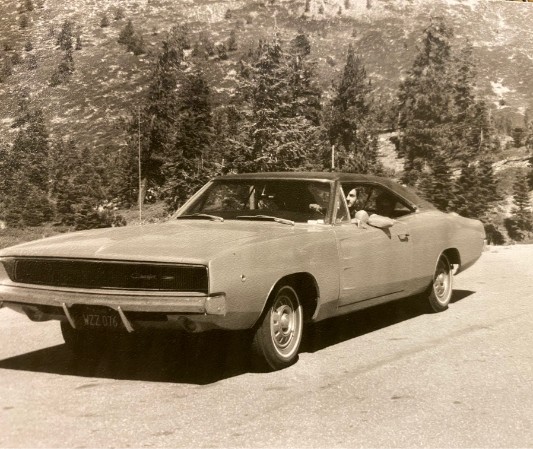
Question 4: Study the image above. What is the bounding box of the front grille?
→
[6,258,208,293]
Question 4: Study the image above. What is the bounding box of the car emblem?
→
[131,273,157,280]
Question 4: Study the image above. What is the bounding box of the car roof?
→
[216,172,435,209]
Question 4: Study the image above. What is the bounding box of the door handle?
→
[398,233,410,241]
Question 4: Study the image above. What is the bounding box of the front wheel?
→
[251,284,303,371]
[426,254,453,312]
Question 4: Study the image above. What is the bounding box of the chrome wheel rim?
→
[270,286,302,359]
[433,259,451,304]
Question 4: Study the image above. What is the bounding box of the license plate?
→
[72,306,123,330]
[81,313,120,328]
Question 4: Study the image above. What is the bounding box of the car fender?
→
[208,227,340,329]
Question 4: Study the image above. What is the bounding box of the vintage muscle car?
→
[0,173,485,370]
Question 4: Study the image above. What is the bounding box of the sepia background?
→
[0,0,532,246]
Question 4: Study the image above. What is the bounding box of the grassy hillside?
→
[0,0,531,153]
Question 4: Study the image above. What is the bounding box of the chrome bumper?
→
[0,283,226,316]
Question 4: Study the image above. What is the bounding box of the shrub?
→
[19,14,30,29]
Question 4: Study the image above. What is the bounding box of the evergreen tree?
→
[24,41,33,51]
[50,49,74,85]
[397,18,456,185]
[454,160,483,218]
[56,20,74,51]
[169,23,191,50]
[118,19,144,54]
[113,6,125,21]
[118,29,184,205]
[25,0,34,11]
[216,42,228,60]
[10,108,50,191]
[100,14,110,27]
[229,36,325,173]
[162,68,214,210]
[52,141,122,228]
[19,14,29,29]
[505,173,532,241]
[227,29,238,52]
[328,44,381,174]
[290,32,311,57]
[0,57,13,82]
[1,108,53,227]
[11,52,22,66]
[417,151,455,211]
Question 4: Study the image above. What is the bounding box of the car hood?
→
[0,220,312,264]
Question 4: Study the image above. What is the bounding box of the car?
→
[0,172,485,371]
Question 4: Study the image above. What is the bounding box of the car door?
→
[333,183,414,309]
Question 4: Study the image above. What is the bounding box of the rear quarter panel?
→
[401,210,485,294]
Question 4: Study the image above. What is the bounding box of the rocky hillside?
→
[0,0,531,153]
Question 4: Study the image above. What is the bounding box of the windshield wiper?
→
[176,214,224,222]
[236,215,294,226]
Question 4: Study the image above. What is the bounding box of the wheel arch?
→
[254,272,319,328]
[442,247,461,272]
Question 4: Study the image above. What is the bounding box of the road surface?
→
[1,245,532,448]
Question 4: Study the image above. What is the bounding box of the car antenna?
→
[137,105,142,226]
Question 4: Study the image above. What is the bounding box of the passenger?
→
[308,184,330,216]
[345,188,358,217]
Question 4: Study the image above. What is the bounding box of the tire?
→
[426,254,453,313]
[251,284,304,371]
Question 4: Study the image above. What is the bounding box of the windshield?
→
[177,179,333,223]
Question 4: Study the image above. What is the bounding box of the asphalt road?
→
[1,245,532,448]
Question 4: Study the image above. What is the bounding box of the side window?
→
[340,183,415,219]
[370,187,413,218]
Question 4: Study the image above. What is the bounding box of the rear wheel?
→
[426,254,453,312]
[251,284,303,371]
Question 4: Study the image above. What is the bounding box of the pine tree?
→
[162,68,214,210]
[505,173,532,241]
[118,19,144,54]
[113,6,125,21]
[227,29,238,52]
[397,18,456,185]
[11,52,22,65]
[1,108,53,226]
[229,36,325,173]
[118,29,184,205]
[118,20,135,44]
[19,14,29,29]
[454,160,482,218]
[56,20,74,51]
[216,42,228,60]
[328,44,381,174]
[290,32,311,57]
[100,14,110,27]
[417,151,455,211]
[24,41,33,51]
[50,49,74,85]
[0,57,13,82]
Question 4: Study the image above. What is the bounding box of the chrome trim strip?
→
[61,302,76,329]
